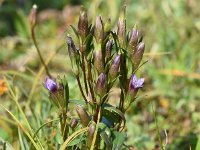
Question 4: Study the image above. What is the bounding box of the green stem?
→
[31,29,51,77]
[76,75,87,103]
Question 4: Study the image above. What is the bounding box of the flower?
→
[129,74,144,91]
[44,77,58,93]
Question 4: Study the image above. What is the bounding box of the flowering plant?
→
[44,6,145,150]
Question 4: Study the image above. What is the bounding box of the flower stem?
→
[31,29,51,77]
[76,75,87,103]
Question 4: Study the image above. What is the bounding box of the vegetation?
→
[0,0,200,149]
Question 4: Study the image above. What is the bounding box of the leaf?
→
[69,99,86,106]
[102,104,126,128]
[112,131,127,150]
[59,127,88,150]
[67,136,85,147]
[100,130,112,149]
[196,136,200,150]
[70,25,80,39]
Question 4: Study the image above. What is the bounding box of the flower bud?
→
[76,105,90,127]
[95,16,104,43]
[94,49,104,73]
[66,36,77,58]
[29,4,37,29]
[117,7,126,46]
[109,55,120,80]
[129,28,139,48]
[87,123,95,146]
[105,40,113,61]
[71,118,78,129]
[96,73,107,98]
[66,36,80,75]
[132,42,145,69]
[78,9,88,39]
[44,77,58,93]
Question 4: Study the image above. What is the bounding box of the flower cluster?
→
[44,7,146,149]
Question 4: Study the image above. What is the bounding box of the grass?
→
[0,0,200,149]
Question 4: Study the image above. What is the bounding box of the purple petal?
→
[131,74,137,84]
[45,77,58,92]
[135,78,144,88]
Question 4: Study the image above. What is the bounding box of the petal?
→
[131,74,137,83]
[135,78,144,88]
[45,77,58,92]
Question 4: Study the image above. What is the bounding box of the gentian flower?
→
[124,74,144,111]
[44,77,58,93]
[129,74,144,91]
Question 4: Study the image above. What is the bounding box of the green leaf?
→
[112,131,127,150]
[69,99,86,106]
[70,25,80,39]
[196,136,200,150]
[100,130,112,149]
[67,136,85,147]
[56,128,63,144]
[102,104,126,128]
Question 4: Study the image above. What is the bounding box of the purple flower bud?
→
[66,36,76,58]
[95,16,104,43]
[105,40,113,61]
[117,7,126,46]
[71,118,78,128]
[29,4,37,29]
[94,49,104,73]
[44,77,58,93]
[76,105,90,127]
[109,55,120,80]
[132,42,145,69]
[129,28,139,47]
[78,9,88,38]
[87,123,95,146]
[96,73,107,98]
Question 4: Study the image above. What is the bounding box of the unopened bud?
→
[95,16,104,43]
[117,7,126,46]
[66,36,80,75]
[87,123,95,146]
[29,4,37,29]
[78,9,88,39]
[105,40,113,61]
[132,42,145,69]
[129,28,139,48]
[94,48,104,73]
[66,36,77,58]
[96,73,107,98]
[71,118,78,128]
[109,55,120,80]
[76,105,90,127]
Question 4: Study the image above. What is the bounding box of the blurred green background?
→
[1,0,200,149]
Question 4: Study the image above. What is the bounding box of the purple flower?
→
[129,74,144,90]
[44,77,58,93]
